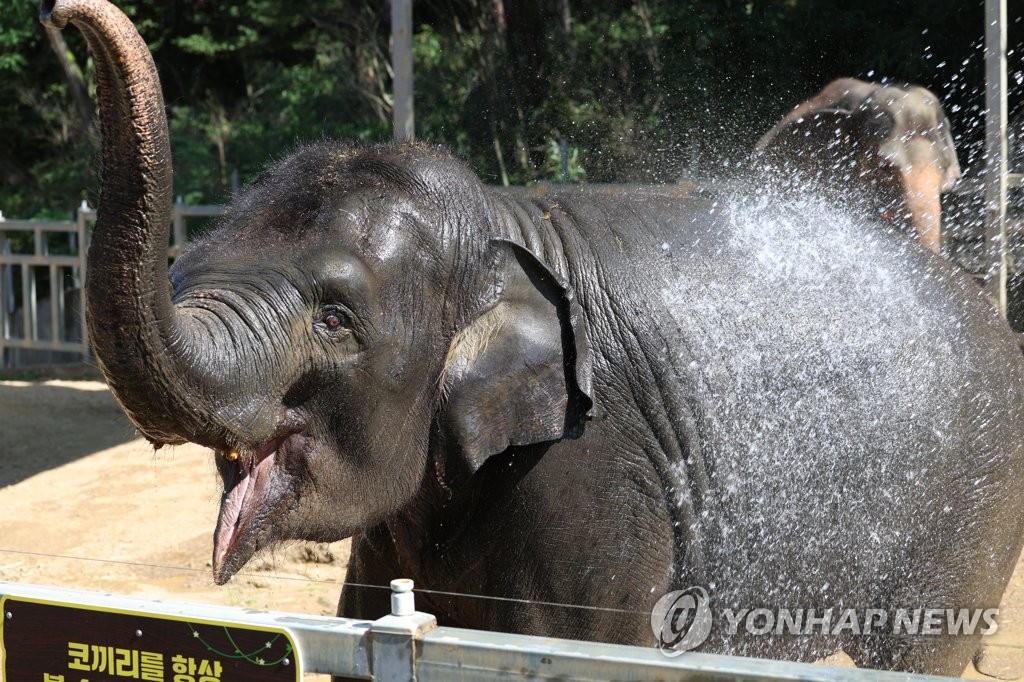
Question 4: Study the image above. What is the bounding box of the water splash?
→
[650,185,1023,653]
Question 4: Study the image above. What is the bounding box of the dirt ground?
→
[1,368,1023,679]
[0,369,347,680]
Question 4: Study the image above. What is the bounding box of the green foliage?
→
[0,0,1018,216]
[541,139,587,183]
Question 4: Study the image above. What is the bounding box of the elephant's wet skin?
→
[46,0,1024,676]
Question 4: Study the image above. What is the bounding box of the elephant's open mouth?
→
[212,432,300,583]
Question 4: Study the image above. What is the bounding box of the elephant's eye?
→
[317,306,352,335]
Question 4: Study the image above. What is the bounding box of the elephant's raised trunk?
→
[41,0,204,444]
[900,164,944,254]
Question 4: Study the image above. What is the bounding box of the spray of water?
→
[649,178,1024,660]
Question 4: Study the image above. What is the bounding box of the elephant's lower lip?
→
[211,434,290,583]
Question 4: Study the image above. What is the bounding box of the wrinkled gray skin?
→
[43,1,1024,676]
[754,78,961,254]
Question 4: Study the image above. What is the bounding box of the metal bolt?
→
[282,658,290,667]
[5,611,11,620]
[135,629,143,637]
[390,578,415,616]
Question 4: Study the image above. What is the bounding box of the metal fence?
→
[0,204,92,368]
[0,580,959,682]
[0,200,224,369]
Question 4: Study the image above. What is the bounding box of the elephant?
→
[43,0,1024,676]
[753,78,962,255]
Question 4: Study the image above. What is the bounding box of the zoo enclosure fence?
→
[0,580,961,682]
[0,199,224,368]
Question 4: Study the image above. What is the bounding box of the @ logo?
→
[651,587,712,656]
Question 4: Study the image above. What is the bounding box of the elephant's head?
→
[753,78,961,254]
[42,0,592,583]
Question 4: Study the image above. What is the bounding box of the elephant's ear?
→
[438,239,593,482]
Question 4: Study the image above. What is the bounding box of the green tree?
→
[0,0,1018,219]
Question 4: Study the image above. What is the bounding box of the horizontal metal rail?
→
[0,581,958,682]
[0,338,91,353]
[948,173,1024,195]
[0,254,83,267]
[0,220,80,232]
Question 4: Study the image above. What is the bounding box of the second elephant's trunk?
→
[899,164,944,255]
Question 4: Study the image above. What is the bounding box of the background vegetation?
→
[0,0,1021,220]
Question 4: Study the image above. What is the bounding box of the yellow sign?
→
[1,594,302,681]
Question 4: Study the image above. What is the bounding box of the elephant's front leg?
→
[337,526,400,621]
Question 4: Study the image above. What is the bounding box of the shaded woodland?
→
[0,0,1020,219]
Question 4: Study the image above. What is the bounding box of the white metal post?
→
[984,0,1009,315]
[76,201,92,361]
[391,0,415,142]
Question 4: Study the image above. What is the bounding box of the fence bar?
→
[0,221,78,232]
[49,264,59,344]
[176,204,227,217]
[78,205,93,360]
[949,174,1024,194]
[0,254,81,266]
[172,196,187,257]
[0,581,960,682]
[57,267,68,343]
[22,265,36,342]
[984,0,1009,315]
[417,627,955,682]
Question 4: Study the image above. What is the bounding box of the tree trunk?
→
[44,25,98,147]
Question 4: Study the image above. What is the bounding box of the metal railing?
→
[0,204,92,367]
[0,580,958,682]
[0,200,224,368]
[170,196,225,258]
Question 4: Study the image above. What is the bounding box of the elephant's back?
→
[566,188,1024,608]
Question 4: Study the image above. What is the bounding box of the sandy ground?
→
[1,369,1023,679]
[0,371,347,680]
